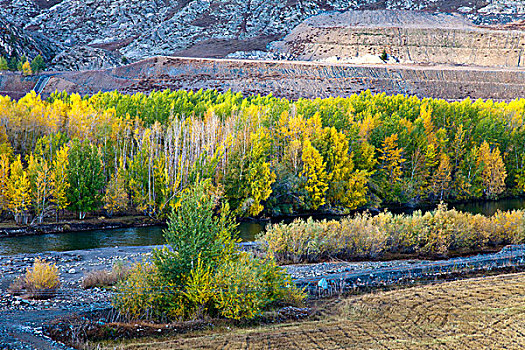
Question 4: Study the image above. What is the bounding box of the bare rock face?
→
[0,17,54,60]
[0,0,525,71]
[50,46,122,71]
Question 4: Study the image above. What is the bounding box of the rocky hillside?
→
[1,0,524,70]
[269,10,525,67]
[22,56,523,101]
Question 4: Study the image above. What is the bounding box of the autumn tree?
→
[66,139,105,219]
[243,130,275,216]
[317,127,367,209]
[7,156,31,224]
[301,139,328,210]
[51,145,70,221]
[104,161,128,216]
[27,154,54,223]
[379,134,405,183]
[430,153,452,200]
[0,154,9,214]
[21,60,32,76]
[477,141,507,198]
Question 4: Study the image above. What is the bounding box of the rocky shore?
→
[2,244,525,349]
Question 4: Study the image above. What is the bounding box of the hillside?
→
[1,0,524,70]
[270,10,525,67]
[29,56,525,101]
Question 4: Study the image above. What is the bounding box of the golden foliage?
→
[25,258,60,299]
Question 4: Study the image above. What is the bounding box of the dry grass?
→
[82,262,130,289]
[97,272,525,349]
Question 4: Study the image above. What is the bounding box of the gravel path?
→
[2,244,525,349]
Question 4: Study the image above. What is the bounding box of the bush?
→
[115,180,305,322]
[23,258,60,299]
[113,262,179,321]
[152,180,238,285]
[258,204,525,264]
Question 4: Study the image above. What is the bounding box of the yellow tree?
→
[301,139,328,210]
[477,141,507,198]
[0,153,9,213]
[27,154,54,223]
[244,130,275,216]
[318,127,367,209]
[379,134,405,183]
[7,156,31,224]
[51,145,70,221]
[430,153,452,200]
[104,161,128,217]
[21,60,32,76]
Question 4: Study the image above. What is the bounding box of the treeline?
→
[0,89,524,223]
[0,54,45,75]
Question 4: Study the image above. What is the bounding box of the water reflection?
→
[1,197,524,255]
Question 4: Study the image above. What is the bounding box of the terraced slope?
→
[35,57,525,101]
[272,10,525,67]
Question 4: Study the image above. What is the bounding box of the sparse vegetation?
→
[0,55,45,74]
[259,204,525,263]
[81,261,130,289]
[380,49,388,61]
[9,258,61,299]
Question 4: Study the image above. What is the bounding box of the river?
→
[0,198,524,255]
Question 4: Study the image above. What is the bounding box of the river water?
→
[0,198,524,255]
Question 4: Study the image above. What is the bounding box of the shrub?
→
[115,180,305,322]
[113,262,178,322]
[152,180,238,285]
[213,253,268,320]
[258,204,525,264]
[24,258,60,299]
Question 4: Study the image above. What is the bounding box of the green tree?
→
[152,180,238,285]
[66,139,105,219]
[30,55,45,73]
[8,56,18,71]
[0,57,8,71]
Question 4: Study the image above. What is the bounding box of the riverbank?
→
[0,216,164,238]
[1,196,524,240]
[2,244,525,348]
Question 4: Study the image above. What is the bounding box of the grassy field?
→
[98,273,525,349]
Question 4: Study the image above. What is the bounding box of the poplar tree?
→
[51,145,70,221]
[301,139,328,210]
[66,139,105,219]
[477,141,507,198]
[7,156,31,224]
